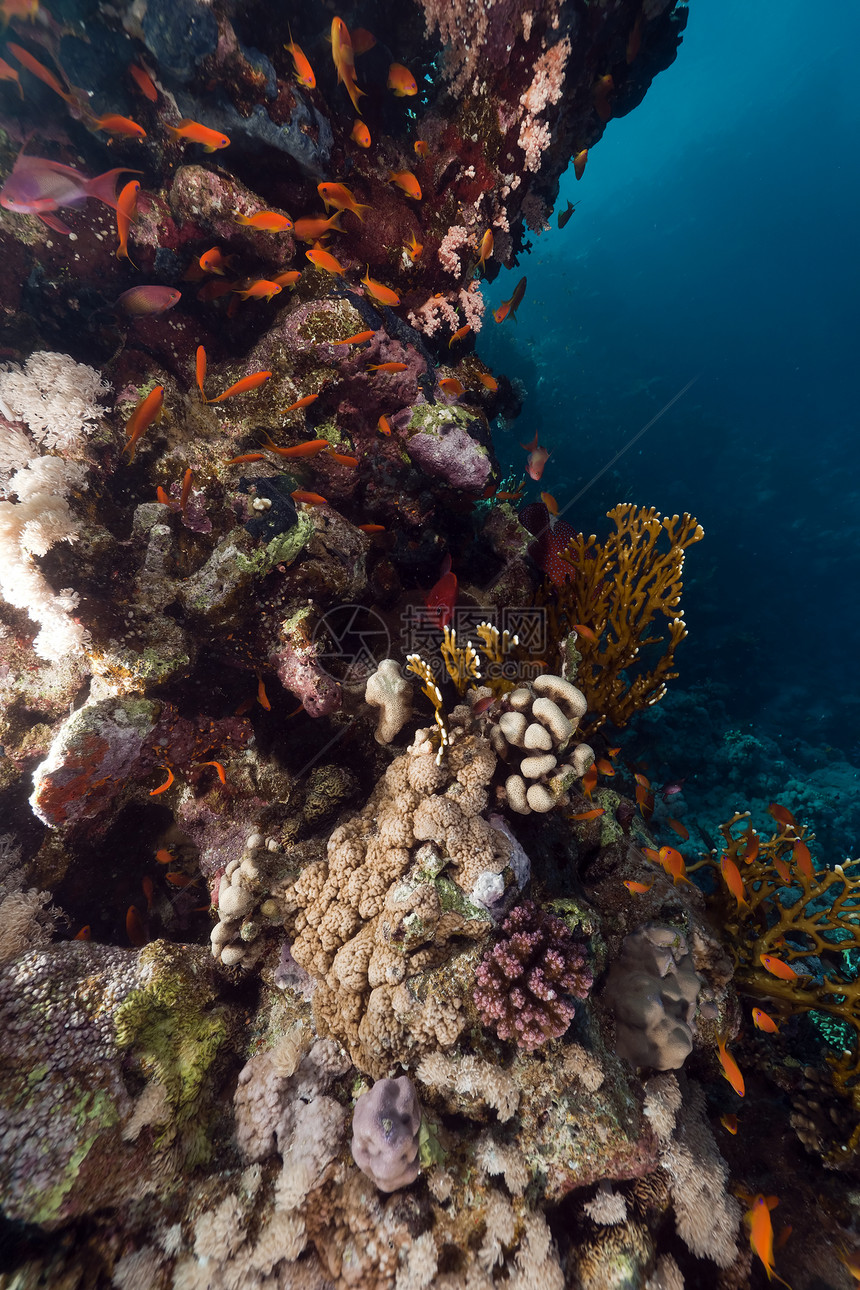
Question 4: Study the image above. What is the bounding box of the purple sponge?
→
[351,1076,422,1192]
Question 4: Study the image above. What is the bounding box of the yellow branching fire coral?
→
[698,811,860,1162]
[539,504,703,735]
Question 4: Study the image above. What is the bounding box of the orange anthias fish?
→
[123,385,164,461]
[326,450,358,467]
[115,179,139,265]
[149,764,174,795]
[720,1113,738,1135]
[595,758,615,776]
[331,16,364,114]
[155,848,173,865]
[752,1007,780,1034]
[494,276,526,323]
[358,523,385,533]
[520,430,551,482]
[129,62,158,101]
[1,0,39,23]
[257,678,271,710]
[404,231,423,262]
[760,953,800,981]
[656,845,691,885]
[195,345,207,400]
[7,43,74,104]
[593,72,614,122]
[424,554,457,629]
[92,113,147,139]
[142,875,154,912]
[743,832,760,864]
[477,372,498,391]
[351,120,371,147]
[293,211,343,242]
[282,394,318,413]
[720,854,750,910]
[387,62,417,95]
[570,808,605,821]
[284,33,315,88]
[273,270,302,288]
[351,27,376,54]
[210,371,272,402]
[179,467,193,513]
[478,228,494,270]
[0,57,23,97]
[291,489,329,506]
[540,490,559,515]
[369,362,408,373]
[746,1195,792,1287]
[793,840,814,879]
[439,377,464,398]
[261,436,329,458]
[199,759,227,785]
[389,170,421,200]
[234,280,282,302]
[166,120,230,151]
[773,856,792,884]
[377,414,392,435]
[199,246,235,275]
[235,210,293,231]
[717,1038,745,1096]
[768,802,797,828]
[317,181,369,221]
[361,269,400,307]
[413,139,428,157]
[623,880,652,894]
[306,244,346,275]
[73,924,91,940]
[334,329,375,345]
[581,763,598,798]
[574,148,588,180]
[448,324,471,347]
[126,904,146,947]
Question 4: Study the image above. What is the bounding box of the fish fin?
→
[38,211,73,234]
[85,167,142,212]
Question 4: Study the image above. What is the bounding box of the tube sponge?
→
[351,1076,422,1192]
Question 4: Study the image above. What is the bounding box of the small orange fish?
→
[377,414,392,435]
[261,436,329,458]
[634,772,651,788]
[142,875,154,912]
[129,63,158,101]
[123,385,164,461]
[623,880,652,894]
[478,228,494,270]
[540,491,559,515]
[658,845,691,885]
[358,523,385,533]
[351,120,371,147]
[477,372,498,391]
[326,450,359,467]
[155,848,173,864]
[115,178,139,265]
[7,43,73,104]
[126,904,146,947]
[210,371,272,402]
[720,1113,738,1135]
[73,925,91,940]
[165,871,197,888]
[224,453,266,464]
[361,269,400,306]
[570,808,605,821]
[387,62,417,96]
[282,394,319,413]
[235,210,293,231]
[195,345,207,400]
[369,361,408,373]
[273,270,302,288]
[389,169,421,199]
[166,119,230,151]
[291,489,328,506]
[0,57,23,97]
[330,15,364,115]
[233,279,282,302]
[439,377,465,397]
[448,324,471,347]
[179,467,193,513]
[404,231,423,262]
[317,181,369,221]
[257,678,271,710]
[574,148,588,180]
[494,276,526,323]
[746,1195,792,1286]
[334,329,375,345]
[760,953,800,981]
[773,856,792,884]
[572,624,598,643]
[607,747,621,758]
[768,802,797,828]
[752,1007,779,1034]
[199,246,235,275]
[149,765,174,795]
[196,278,236,302]
[284,34,315,88]
[668,818,690,840]
[717,1038,745,1096]
[593,72,614,122]
[793,840,814,879]
[413,140,428,157]
[306,244,346,274]
[743,833,760,864]
[720,854,750,910]
[293,211,344,242]
[1,0,39,20]
[351,27,376,54]
[199,759,227,785]
[92,113,146,139]
[581,763,598,798]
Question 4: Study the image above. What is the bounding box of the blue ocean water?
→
[482,0,860,855]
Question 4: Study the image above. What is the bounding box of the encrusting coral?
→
[602,925,703,1070]
[538,505,704,736]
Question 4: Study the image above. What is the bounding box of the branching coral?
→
[474,900,592,1049]
[538,505,704,736]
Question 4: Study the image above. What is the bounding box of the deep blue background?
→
[481,0,860,755]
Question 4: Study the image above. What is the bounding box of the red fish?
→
[377,414,392,435]
[413,140,428,157]
[7,42,73,103]
[477,372,498,391]
[667,818,689,840]
[199,246,235,275]
[595,759,615,776]
[199,759,227,785]
[657,845,690,884]
[388,62,417,96]
[284,33,315,88]
[235,210,293,231]
[358,523,385,533]
[743,833,760,864]
[210,371,271,401]
[768,803,797,828]
[520,430,551,481]
[661,780,686,799]
[261,435,329,458]
[389,170,421,200]
[291,489,329,506]
[233,280,282,302]
[449,324,472,347]
[439,377,465,398]
[306,244,346,274]
[752,1007,780,1034]
[720,1113,738,1135]
[720,853,749,910]
[369,361,408,373]
[351,120,371,148]
[73,925,91,940]
[424,554,457,629]
[92,114,147,139]
[494,276,526,323]
[142,875,154,912]
[282,394,318,413]
[195,345,207,400]
[717,1037,745,1096]
[478,229,493,271]
[114,286,181,315]
[149,763,174,795]
[126,905,146,947]
[166,120,230,151]
[179,467,193,513]
[331,16,364,115]
[326,450,359,467]
[0,57,23,97]
[623,880,652,894]
[746,1195,792,1286]
[155,848,173,865]
[317,181,369,221]
[570,808,605,820]
[293,211,344,242]
[574,148,588,180]
[760,953,800,981]
[581,763,598,798]
[593,73,614,122]
[793,840,814,879]
[123,385,164,460]
[0,150,137,232]
[129,63,158,101]
[334,330,376,345]
[257,678,271,710]
[361,269,400,306]
[115,179,139,265]
[540,491,558,516]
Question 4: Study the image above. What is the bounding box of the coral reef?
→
[351,1076,422,1192]
[603,925,703,1070]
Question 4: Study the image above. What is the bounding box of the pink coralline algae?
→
[474,901,593,1050]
